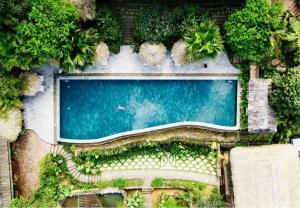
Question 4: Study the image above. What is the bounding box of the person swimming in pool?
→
[117,105,126,111]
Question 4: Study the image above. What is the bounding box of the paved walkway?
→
[51,145,220,186]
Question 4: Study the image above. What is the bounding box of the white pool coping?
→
[56,75,240,144]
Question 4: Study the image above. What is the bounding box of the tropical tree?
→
[0,72,27,117]
[184,21,223,61]
[224,0,283,61]
[59,29,99,72]
[15,0,79,69]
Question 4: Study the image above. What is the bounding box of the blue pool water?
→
[59,79,237,140]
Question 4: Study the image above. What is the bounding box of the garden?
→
[64,141,219,176]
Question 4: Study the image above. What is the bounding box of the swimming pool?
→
[57,76,238,142]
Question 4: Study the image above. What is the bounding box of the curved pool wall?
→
[56,75,240,144]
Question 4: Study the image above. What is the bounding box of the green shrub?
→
[125,191,144,208]
[158,193,179,208]
[15,0,79,68]
[168,5,208,41]
[224,0,283,61]
[59,28,99,72]
[237,62,251,130]
[133,6,175,46]
[151,177,164,187]
[284,16,300,66]
[0,0,29,71]
[8,197,30,208]
[184,21,223,60]
[113,178,126,188]
[268,66,300,143]
[0,0,29,32]
[95,6,123,53]
[0,72,27,117]
[0,33,28,71]
[269,66,300,116]
[195,187,226,208]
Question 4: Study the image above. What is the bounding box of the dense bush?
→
[0,0,29,72]
[184,21,223,60]
[151,178,225,208]
[125,191,144,208]
[0,72,27,117]
[237,62,251,130]
[168,5,208,41]
[133,5,208,48]
[224,0,283,61]
[133,6,174,46]
[269,66,300,116]
[0,0,29,32]
[15,0,79,69]
[59,28,99,72]
[94,7,123,53]
[268,66,300,143]
[284,17,300,66]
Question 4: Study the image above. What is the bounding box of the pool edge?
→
[55,74,240,144]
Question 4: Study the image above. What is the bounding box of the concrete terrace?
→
[22,46,239,144]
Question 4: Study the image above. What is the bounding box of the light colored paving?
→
[22,46,239,145]
[88,46,239,75]
[23,65,59,144]
[51,145,220,186]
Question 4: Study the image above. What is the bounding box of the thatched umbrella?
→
[0,108,22,141]
[230,144,300,208]
[171,40,192,66]
[23,72,42,96]
[139,42,167,67]
[94,41,109,65]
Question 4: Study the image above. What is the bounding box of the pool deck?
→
[23,45,240,144]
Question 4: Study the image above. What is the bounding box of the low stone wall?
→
[71,127,237,152]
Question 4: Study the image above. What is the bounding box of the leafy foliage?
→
[284,16,300,65]
[0,0,29,72]
[237,62,251,130]
[268,66,300,143]
[15,0,79,68]
[0,0,29,32]
[184,21,223,60]
[0,72,27,117]
[94,6,123,53]
[158,193,185,208]
[269,66,300,116]
[151,178,225,208]
[224,0,283,61]
[125,191,144,208]
[133,6,175,46]
[59,28,99,72]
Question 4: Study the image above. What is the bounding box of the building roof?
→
[248,78,277,133]
[230,144,300,208]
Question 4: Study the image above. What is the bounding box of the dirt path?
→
[12,130,51,198]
